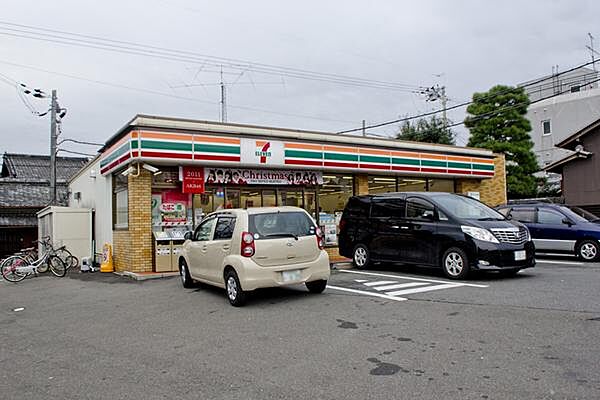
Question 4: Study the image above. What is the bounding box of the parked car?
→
[338,192,535,279]
[179,207,331,306]
[496,203,600,261]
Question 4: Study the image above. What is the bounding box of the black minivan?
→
[338,192,535,279]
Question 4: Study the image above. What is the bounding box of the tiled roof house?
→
[0,153,88,256]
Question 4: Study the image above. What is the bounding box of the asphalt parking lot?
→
[1,257,599,400]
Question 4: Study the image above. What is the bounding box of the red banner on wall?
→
[181,166,205,194]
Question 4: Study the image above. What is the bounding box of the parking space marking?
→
[363,280,397,287]
[386,283,462,296]
[339,269,489,288]
[372,282,429,291]
[326,285,408,301]
[536,259,584,266]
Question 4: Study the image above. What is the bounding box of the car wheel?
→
[306,279,327,293]
[225,270,247,307]
[352,244,370,269]
[577,239,600,261]
[441,247,470,279]
[179,259,194,288]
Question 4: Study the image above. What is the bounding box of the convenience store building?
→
[69,115,507,272]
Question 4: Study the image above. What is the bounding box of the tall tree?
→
[396,115,455,145]
[465,85,539,199]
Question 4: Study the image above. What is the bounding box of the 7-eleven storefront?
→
[80,115,506,273]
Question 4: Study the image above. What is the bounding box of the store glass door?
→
[278,189,303,208]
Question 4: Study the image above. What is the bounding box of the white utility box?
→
[37,206,93,261]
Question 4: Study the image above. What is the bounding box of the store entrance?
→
[193,186,318,223]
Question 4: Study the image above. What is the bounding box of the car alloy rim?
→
[355,247,367,266]
[227,276,237,300]
[180,265,187,284]
[445,252,463,276]
[581,243,597,259]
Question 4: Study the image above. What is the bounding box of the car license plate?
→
[514,250,526,261]
[282,269,302,282]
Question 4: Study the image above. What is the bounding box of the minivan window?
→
[344,197,370,217]
[406,198,435,220]
[434,194,504,220]
[249,212,315,240]
[371,198,405,218]
[537,209,565,225]
[213,217,236,240]
[510,208,535,223]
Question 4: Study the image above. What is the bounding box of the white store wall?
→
[68,156,113,256]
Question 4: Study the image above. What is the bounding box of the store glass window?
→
[113,174,128,229]
[226,189,240,209]
[368,176,397,194]
[397,178,427,192]
[262,190,277,207]
[319,175,354,246]
[240,188,261,208]
[427,178,454,192]
[279,189,303,208]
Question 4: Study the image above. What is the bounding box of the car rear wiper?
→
[264,232,299,240]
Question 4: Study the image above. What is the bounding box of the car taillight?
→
[316,227,324,250]
[241,232,255,257]
[339,219,346,231]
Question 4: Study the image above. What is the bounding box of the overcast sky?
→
[1,0,598,157]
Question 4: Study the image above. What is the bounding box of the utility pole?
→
[440,86,447,130]
[362,119,366,137]
[422,85,448,130]
[220,66,227,122]
[50,89,58,205]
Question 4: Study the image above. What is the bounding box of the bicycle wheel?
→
[55,248,78,270]
[48,256,67,277]
[1,256,28,283]
[38,257,49,273]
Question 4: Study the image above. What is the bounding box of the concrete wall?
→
[527,87,600,168]
[68,157,112,255]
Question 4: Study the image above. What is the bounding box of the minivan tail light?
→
[339,219,346,231]
[241,232,255,257]
[316,227,324,250]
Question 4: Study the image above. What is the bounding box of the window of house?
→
[113,174,128,229]
[542,120,552,135]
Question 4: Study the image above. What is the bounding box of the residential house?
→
[0,153,88,257]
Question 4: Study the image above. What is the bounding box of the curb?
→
[114,271,180,281]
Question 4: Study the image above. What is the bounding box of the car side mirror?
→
[184,231,193,241]
[562,218,573,226]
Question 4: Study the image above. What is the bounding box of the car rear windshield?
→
[249,212,316,240]
[564,206,600,223]
[434,194,506,220]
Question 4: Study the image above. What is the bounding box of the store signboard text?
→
[205,168,323,185]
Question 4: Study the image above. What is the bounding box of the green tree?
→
[465,85,539,199]
[396,115,455,145]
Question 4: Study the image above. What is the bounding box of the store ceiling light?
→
[142,163,162,176]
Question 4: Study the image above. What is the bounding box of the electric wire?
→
[337,59,597,134]
[0,22,424,92]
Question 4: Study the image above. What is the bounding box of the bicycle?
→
[1,240,67,283]
[34,238,79,273]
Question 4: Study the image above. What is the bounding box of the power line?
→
[0,21,424,92]
[57,138,103,147]
[337,59,597,134]
[56,149,95,157]
[0,60,357,125]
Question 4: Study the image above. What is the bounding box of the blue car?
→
[496,203,600,261]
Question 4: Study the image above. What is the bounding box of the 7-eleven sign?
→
[241,138,284,166]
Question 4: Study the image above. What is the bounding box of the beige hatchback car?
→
[179,207,331,306]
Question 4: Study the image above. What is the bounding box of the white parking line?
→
[326,285,407,301]
[386,283,462,296]
[339,269,489,288]
[363,280,397,287]
[537,259,584,266]
[372,282,429,291]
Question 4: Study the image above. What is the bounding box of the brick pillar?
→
[112,166,154,273]
[455,153,507,207]
[354,174,369,195]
